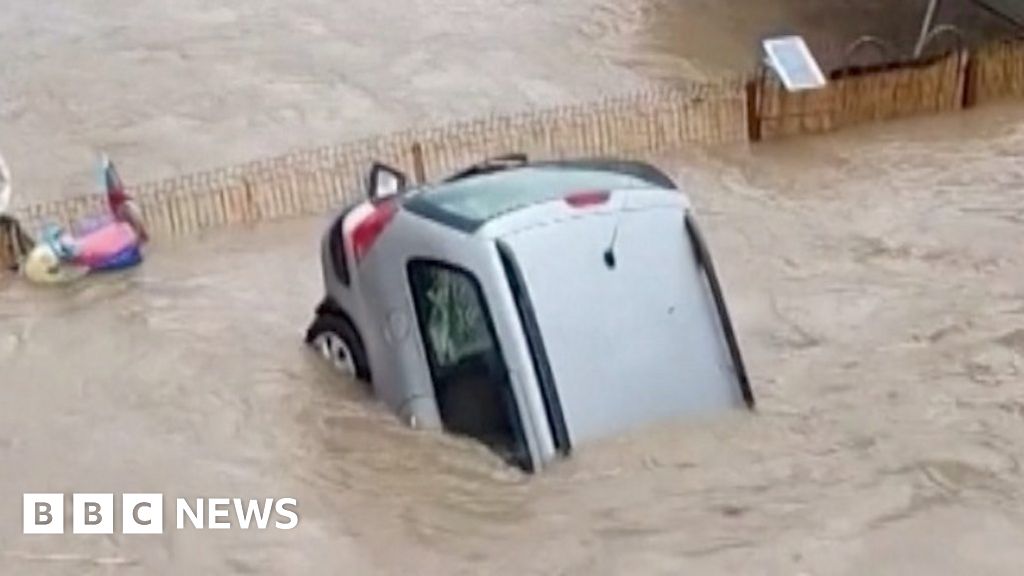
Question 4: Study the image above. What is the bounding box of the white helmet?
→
[23,244,86,285]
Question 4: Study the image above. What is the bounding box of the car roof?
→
[401,160,677,234]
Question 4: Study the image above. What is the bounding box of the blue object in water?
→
[91,244,143,272]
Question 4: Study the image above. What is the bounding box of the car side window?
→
[410,262,495,369]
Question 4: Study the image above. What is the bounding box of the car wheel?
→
[305,313,371,382]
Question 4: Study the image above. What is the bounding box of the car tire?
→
[305,313,371,383]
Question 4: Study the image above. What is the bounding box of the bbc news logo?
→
[23,494,299,534]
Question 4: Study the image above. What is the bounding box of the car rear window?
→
[403,167,657,231]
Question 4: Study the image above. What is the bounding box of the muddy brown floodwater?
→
[2,0,1017,204]
[4,0,1024,573]
[2,104,1024,574]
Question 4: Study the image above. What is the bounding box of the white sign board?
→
[763,36,827,92]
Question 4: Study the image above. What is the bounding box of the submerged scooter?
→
[17,155,150,284]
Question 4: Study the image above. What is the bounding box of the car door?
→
[406,257,536,471]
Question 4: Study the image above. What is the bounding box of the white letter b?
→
[23,494,64,534]
[73,494,113,534]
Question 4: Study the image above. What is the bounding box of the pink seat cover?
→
[71,222,139,268]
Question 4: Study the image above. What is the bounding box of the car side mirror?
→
[367,163,408,203]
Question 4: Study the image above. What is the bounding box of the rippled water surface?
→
[3,0,1017,203]
[3,0,1024,573]
[3,106,1024,574]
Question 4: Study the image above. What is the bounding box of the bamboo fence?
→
[966,38,1024,105]
[8,80,747,246]
[6,37,1024,271]
[752,51,966,139]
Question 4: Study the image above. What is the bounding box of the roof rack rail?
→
[442,153,529,183]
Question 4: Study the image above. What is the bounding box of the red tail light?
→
[565,190,610,208]
[351,201,398,263]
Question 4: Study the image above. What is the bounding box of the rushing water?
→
[0,0,652,203]
[2,105,1024,574]
[2,0,1016,204]
[3,0,1024,573]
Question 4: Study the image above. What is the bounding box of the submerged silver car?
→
[306,155,754,471]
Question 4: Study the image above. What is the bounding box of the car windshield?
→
[404,167,655,229]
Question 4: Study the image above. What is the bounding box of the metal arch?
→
[843,35,898,69]
[918,24,967,57]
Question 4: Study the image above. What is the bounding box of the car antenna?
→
[603,215,621,269]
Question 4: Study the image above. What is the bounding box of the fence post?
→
[745,78,763,142]
[961,49,977,109]
[411,142,427,184]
